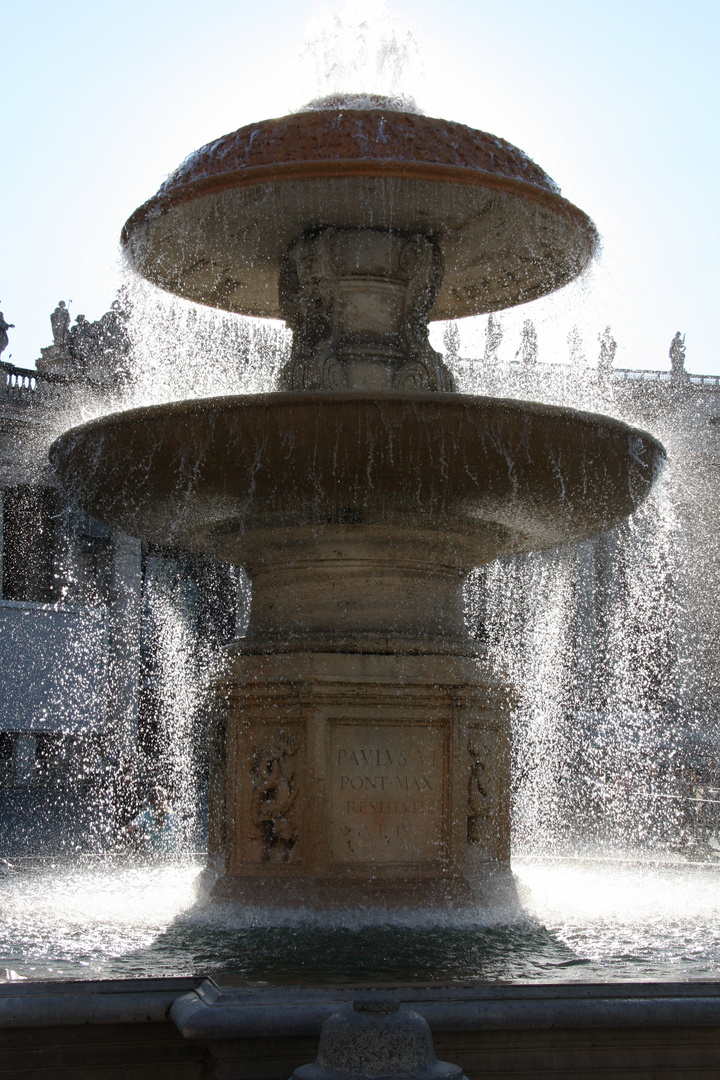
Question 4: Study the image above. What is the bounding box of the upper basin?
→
[50,392,664,570]
[121,106,598,320]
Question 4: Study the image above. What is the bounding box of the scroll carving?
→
[393,235,453,392]
[277,231,341,390]
[467,733,492,843]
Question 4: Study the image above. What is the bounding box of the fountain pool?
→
[3,856,720,984]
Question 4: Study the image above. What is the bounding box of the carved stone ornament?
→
[278,227,455,392]
[249,730,300,862]
[467,735,492,843]
[0,311,14,357]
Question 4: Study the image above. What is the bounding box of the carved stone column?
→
[278,228,455,393]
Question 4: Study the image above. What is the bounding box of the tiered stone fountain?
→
[51,96,663,914]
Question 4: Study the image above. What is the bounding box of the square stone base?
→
[207,649,514,914]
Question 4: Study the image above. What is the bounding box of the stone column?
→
[107,529,142,754]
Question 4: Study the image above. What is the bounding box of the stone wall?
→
[4,979,720,1079]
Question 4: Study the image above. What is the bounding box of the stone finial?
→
[598,325,617,383]
[38,300,74,377]
[278,227,455,393]
[290,997,467,1080]
[483,314,503,368]
[518,319,537,367]
[567,325,585,366]
[443,322,460,363]
[50,300,71,350]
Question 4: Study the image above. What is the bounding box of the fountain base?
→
[206,646,515,914]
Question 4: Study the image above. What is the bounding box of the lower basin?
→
[50,391,665,566]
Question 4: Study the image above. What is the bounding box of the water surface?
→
[2,856,719,983]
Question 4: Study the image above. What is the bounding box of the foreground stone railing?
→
[3,977,720,1079]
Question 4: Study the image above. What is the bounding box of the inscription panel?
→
[328,722,445,865]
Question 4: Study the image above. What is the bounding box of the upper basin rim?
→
[120,162,598,255]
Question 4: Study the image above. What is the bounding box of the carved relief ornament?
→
[278,227,455,393]
[248,730,300,862]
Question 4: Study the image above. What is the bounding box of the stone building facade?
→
[0,302,238,853]
[453,328,720,849]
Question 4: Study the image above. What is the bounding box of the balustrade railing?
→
[0,363,64,407]
[611,369,720,389]
[612,368,672,383]
[453,356,720,392]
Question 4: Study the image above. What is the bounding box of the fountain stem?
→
[278,228,455,392]
[243,533,467,644]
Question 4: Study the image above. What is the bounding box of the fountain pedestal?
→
[277,228,454,393]
[206,517,512,909]
[210,648,511,909]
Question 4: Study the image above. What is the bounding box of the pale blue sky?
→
[2,0,718,372]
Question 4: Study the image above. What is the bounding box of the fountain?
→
[50,95,664,917]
